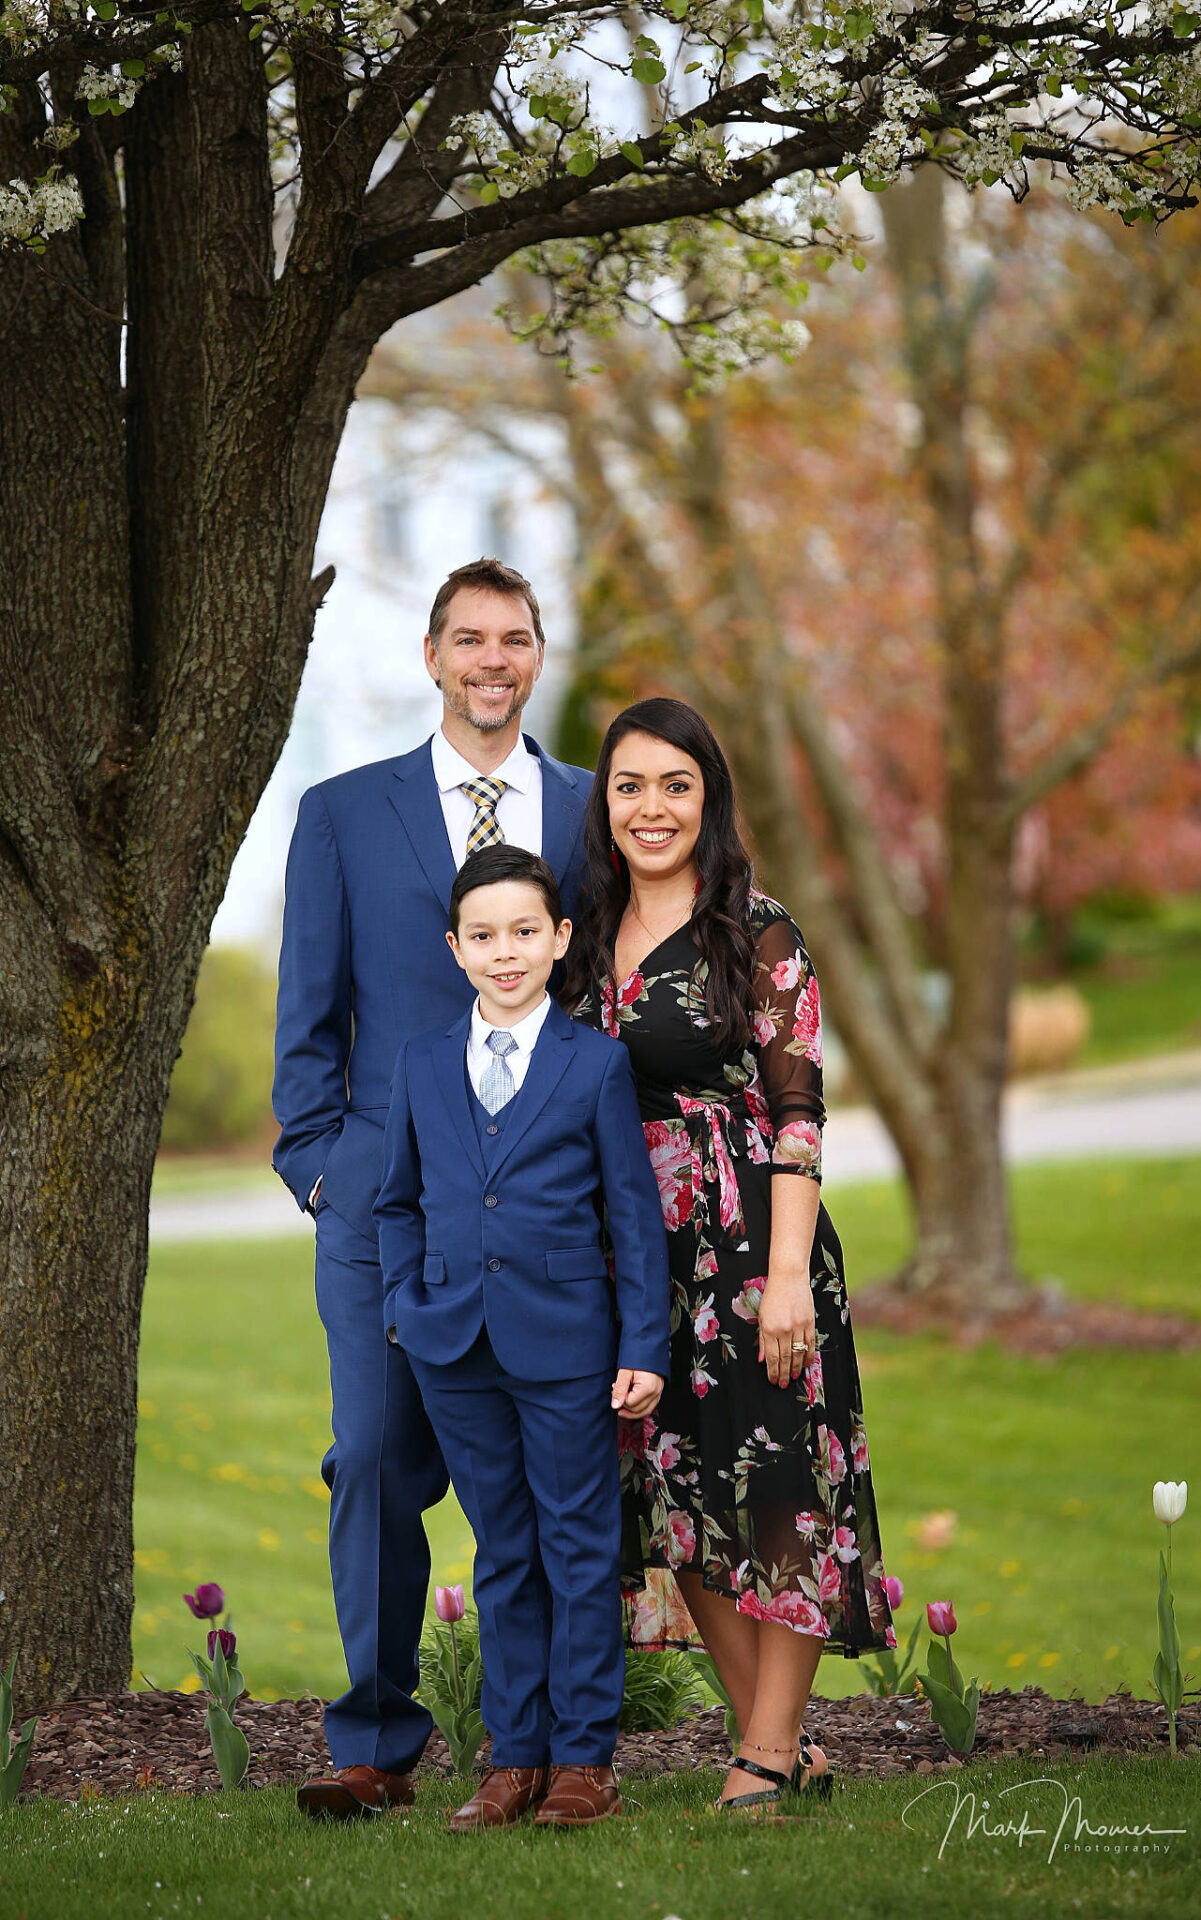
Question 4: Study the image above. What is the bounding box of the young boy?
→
[374,844,670,1830]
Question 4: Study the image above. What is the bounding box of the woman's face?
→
[606,730,705,884]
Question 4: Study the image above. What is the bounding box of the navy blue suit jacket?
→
[374,1001,671,1384]
[272,736,592,1241]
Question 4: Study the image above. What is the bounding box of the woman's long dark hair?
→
[560,697,758,1051]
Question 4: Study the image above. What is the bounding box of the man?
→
[272,558,593,1818]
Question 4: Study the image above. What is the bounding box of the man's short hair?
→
[449,845,564,934]
[428,558,545,651]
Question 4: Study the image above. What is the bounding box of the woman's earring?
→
[610,833,621,875]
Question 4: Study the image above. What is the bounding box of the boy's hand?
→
[611,1369,664,1419]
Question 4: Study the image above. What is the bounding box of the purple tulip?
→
[207,1628,237,1662]
[927,1600,957,1637]
[883,1575,904,1611]
[435,1583,465,1624]
[183,1584,225,1620]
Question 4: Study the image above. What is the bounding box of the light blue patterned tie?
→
[480,1029,518,1115]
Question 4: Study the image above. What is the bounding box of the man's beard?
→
[439,675,528,733]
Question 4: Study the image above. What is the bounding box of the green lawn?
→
[3,1760,1198,1920]
[834,1154,1201,1318]
[132,1156,1201,1710]
[1067,894,1201,1068]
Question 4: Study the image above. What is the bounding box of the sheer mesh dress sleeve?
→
[752,908,826,1183]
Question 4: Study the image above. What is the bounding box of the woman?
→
[563,697,895,1813]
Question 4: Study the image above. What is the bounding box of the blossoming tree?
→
[0,0,1198,1707]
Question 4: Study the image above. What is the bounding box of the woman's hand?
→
[757,1270,815,1388]
[612,1369,664,1418]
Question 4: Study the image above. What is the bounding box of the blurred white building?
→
[211,389,575,958]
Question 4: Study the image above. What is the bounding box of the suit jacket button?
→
[486,1123,499,1136]
[484,1193,498,1208]
[487,1259,501,1272]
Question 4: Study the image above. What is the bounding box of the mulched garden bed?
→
[17,1687,1198,1801]
[851,1282,1201,1354]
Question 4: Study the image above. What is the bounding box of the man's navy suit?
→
[374,1001,671,1762]
[272,735,591,1773]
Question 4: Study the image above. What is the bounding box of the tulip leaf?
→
[926,1637,965,1697]
[0,1720,37,1810]
[1158,1552,1180,1670]
[0,1658,13,1754]
[918,1671,975,1753]
[205,1703,250,1791]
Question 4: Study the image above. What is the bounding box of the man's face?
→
[424,587,544,734]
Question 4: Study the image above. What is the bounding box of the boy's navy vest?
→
[468,1067,515,1165]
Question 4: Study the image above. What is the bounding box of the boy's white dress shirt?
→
[466,993,552,1103]
[430,727,543,866]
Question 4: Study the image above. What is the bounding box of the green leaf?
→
[477,181,500,205]
[851,253,867,271]
[87,98,113,116]
[619,141,644,168]
[926,1638,965,1697]
[833,162,857,182]
[1158,1554,1180,1670]
[631,57,667,85]
[529,94,549,120]
[918,1672,974,1753]
[745,0,764,20]
[0,1720,37,1811]
[1044,72,1063,96]
[664,0,689,16]
[1009,129,1026,155]
[1173,10,1199,36]
[120,59,145,77]
[566,150,597,176]
[92,0,117,15]
[843,10,875,43]
[205,1703,249,1791]
[861,178,891,194]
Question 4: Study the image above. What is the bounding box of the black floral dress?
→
[576,893,895,1657]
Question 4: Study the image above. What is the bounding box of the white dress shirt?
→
[430,727,543,866]
[466,993,552,1104]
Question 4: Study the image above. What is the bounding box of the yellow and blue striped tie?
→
[462,777,508,854]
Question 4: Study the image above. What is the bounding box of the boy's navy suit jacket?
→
[374,1000,672,1384]
[271,735,591,1242]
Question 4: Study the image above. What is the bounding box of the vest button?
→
[484,1193,498,1208]
[487,1258,501,1272]
[486,1124,499,1136]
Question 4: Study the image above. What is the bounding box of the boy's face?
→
[447,879,570,1025]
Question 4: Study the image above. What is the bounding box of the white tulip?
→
[1153,1481,1188,1526]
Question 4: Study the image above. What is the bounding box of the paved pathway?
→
[149,1054,1201,1243]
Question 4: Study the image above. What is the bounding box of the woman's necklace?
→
[627,881,698,950]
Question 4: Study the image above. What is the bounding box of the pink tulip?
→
[435,1583,465,1624]
[884,1575,904,1611]
[184,1584,225,1620]
[927,1600,957,1637]
[207,1628,237,1662]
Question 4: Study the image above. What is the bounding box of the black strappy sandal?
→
[792,1729,836,1802]
[714,1754,794,1814]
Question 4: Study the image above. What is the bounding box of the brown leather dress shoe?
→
[533,1763,622,1826]
[447,1765,550,1831]
[296,1764,416,1820]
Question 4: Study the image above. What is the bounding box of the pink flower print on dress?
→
[771,950,804,992]
[650,1431,681,1472]
[642,1120,694,1232]
[664,1510,696,1568]
[816,1551,842,1604]
[851,1416,870,1474]
[753,1009,777,1047]
[693,1295,720,1344]
[618,969,645,1010]
[745,1071,772,1130]
[795,1511,819,1540]
[736,1589,830,1637]
[804,1348,824,1407]
[731,1274,766,1323]
[690,1361,716,1399]
[773,1119,821,1174]
[833,1525,860,1563]
[884,1624,898,1648]
[617,1414,655,1458]
[826,1428,847,1485]
[791,973,823,1065]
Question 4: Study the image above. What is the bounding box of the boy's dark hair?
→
[428,557,545,651]
[449,845,564,934]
